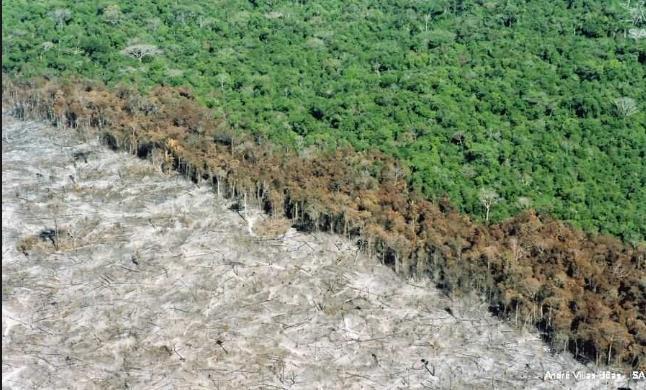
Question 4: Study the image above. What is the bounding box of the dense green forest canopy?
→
[3,0,645,242]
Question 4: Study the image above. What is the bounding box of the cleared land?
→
[1,115,634,389]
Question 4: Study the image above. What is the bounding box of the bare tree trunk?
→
[394,252,400,274]
[244,192,248,218]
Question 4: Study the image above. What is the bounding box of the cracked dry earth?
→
[1,115,634,389]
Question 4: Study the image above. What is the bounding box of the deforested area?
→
[1,115,635,389]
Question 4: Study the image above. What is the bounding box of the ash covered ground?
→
[2,115,634,389]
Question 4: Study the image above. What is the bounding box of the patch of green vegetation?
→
[3,0,645,241]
